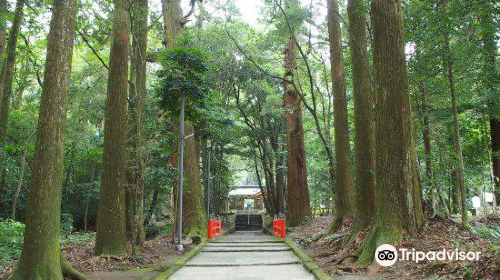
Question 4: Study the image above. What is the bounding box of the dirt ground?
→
[289,214,500,280]
[64,233,189,273]
[0,218,239,280]
[0,233,192,280]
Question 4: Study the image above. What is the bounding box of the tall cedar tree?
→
[356,0,424,266]
[162,0,207,237]
[95,0,130,255]
[419,77,448,216]
[0,0,24,146]
[126,0,148,251]
[347,0,375,234]
[327,0,354,233]
[284,38,311,226]
[439,1,468,227]
[10,0,83,279]
[478,1,499,202]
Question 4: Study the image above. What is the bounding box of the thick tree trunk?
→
[126,0,148,250]
[347,0,375,229]
[162,0,185,49]
[356,0,424,266]
[95,0,130,255]
[327,0,354,233]
[0,0,24,147]
[162,0,206,237]
[10,0,80,279]
[283,38,311,227]
[165,0,183,243]
[181,122,207,236]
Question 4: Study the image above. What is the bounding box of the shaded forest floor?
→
[289,214,500,280]
[1,215,498,280]
[0,233,192,280]
[64,233,188,273]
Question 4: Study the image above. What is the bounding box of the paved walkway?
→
[169,231,317,280]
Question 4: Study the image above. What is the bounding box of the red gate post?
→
[279,218,286,238]
[215,218,221,237]
[272,215,277,236]
[207,219,214,239]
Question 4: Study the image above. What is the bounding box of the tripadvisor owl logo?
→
[375,244,398,266]
[375,244,482,266]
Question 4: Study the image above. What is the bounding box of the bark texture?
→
[95,0,130,255]
[284,38,311,226]
[347,0,375,227]
[181,122,207,236]
[126,0,148,249]
[0,0,24,146]
[327,0,354,232]
[10,0,79,279]
[356,0,424,266]
[162,0,185,48]
[162,0,206,236]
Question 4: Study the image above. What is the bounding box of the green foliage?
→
[0,219,25,266]
[156,47,211,120]
[323,233,342,243]
[0,0,496,263]
[61,213,74,235]
[471,225,500,240]
[461,265,473,279]
[0,218,94,267]
[158,223,173,236]
[60,232,95,247]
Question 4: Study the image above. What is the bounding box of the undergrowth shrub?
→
[0,219,25,266]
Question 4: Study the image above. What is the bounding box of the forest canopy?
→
[0,0,498,279]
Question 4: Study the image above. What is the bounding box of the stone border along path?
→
[166,231,328,280]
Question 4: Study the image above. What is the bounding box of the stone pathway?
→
[169,231,317,280]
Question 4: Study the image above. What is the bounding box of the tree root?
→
[342,218,369,249]
[354,225,402,269]
[333,254,359,265]
[62,258,87,280]
[326,214,343,234]
[9,257,87,280]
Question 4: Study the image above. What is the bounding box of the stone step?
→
[168,264,316,280]
[185,251,301,266]
[206,243,286,247]
[168,231,317,280]
[202,247,290,252]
